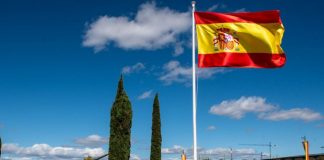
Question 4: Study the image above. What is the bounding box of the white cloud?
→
[209,96,275,119]
[159,60,226,85]
[83,2,191,53]
[2,143,105,160]
[130,154,141,160]
[2,142,141,160]
[234,8,247,13]
[1,156,32,160]
[316,123,324,128]
[207,4,227,11]
[173,42,184,56]
[138,90,153,100]
[209,96,323,122]
[207,125,216,131]
[234,148,256,155]
[122,63,145,74]
[162,145,257,160]
[197,67,225,79]
[207,3,244,13]
[74,134,107,147]
[159,61,191,85]
[259,108,323,121]
[207,4,219,11]
[162,145,185,154]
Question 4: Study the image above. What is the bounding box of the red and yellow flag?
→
[303,140,310,160]
[194,10,286,68]
[181,152,186,160]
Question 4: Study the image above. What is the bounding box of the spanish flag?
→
[194,10,286,68]
[303,139,310,160]
[181,151,186,160]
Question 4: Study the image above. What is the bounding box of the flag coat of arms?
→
[194,10,286,68]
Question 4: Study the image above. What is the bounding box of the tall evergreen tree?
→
[150,94,162,160]
[108,76,132,160]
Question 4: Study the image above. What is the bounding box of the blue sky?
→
[1,0,324,159]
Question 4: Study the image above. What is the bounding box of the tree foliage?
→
[108,76,132,160]
[150,94,162,160]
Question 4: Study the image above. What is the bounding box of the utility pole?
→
[239,142,276,159]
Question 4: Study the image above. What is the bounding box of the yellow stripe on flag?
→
[196,23,285,54]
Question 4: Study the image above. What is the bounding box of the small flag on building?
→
[302,138,310,160]
[181,150,187,160]
[194,10,286,68]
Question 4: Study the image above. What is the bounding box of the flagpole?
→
[191,1,198,160]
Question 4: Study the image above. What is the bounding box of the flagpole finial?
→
[192,1,196,7]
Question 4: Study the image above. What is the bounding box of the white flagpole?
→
[191,1,198,160]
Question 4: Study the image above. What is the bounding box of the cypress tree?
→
[150,94,162,160]
[108,76,132,160]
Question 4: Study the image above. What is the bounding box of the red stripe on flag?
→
[194,10,282,24]
[198,53,286,68]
